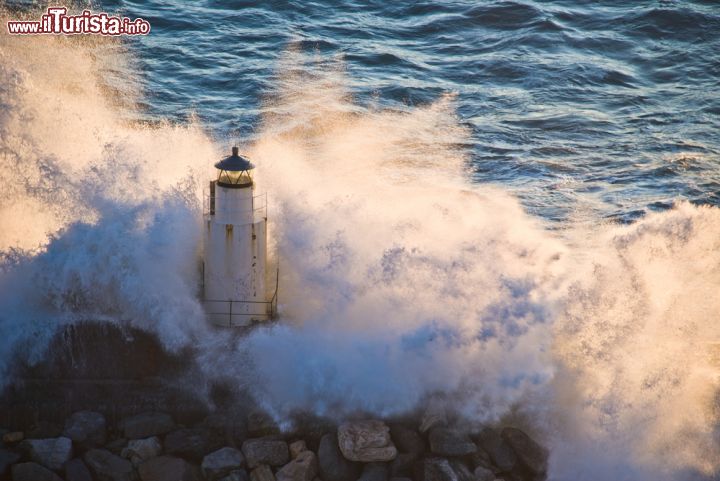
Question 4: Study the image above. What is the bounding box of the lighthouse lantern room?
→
[203,147,273,326]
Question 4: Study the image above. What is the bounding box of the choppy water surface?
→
[113,0,720,223]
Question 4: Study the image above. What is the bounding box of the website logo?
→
[7,7,151,36]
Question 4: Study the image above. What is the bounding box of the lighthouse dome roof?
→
[214,147,255,171]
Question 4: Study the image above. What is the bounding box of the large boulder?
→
[475,428,516,473]
[202,447,245,481]
[11,462,64,481]
[249,465,275,481]
[317,433,360,481]
[63,411,107,449]
[120,413,175,440]
[337,421,397,462]
[428,428,477,457]
[473,466,495,481]
[275,450,318,481]
[65,458,93,481]
[241,438,289,468]
[164,428,212,461]
[501,428,548,476]
[84,448,135,481]
[0,448,20,476]
[423,458,458,481]
[122,437,162,467]
[289,440,307,459]
[388,425,425,455]
[25,437,73,471]
[138,455,200,481]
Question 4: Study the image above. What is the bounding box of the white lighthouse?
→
[203,147,274,326]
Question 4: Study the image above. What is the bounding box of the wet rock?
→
[202,447,245,481]
[250,465,276,481]
[423,458,458,481]
[448,460,473,481]
[289,440,307,459]
[242,437,289,469]
[317,433,360,481]
[428,428,476,457]
[0,448,20,475]
[25,437,73,471]
[3,431,23,444]
[473,466,495,481]
[121,412,175,440]
[84,448,135,481]
[63,411,107,449]
[358,462,388,481]
[501,428,548,475]
[419,404,447,433]
[389,425,425,455]
[122,437,162,467]
[65,458,93,481]
[164,428,212,461]
[337,421,397,462]
[11,461,64,481]
[475,428,516,473]
[138,455,200,481]
[276,450,318,481]
[220,471,250,481]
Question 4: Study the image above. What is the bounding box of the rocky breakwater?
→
[0,410,548,481]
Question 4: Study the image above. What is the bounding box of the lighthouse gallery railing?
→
[201,266,279,327]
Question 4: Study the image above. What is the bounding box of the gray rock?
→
[473,466,495,481]
[164,428,212,461]
[11,462,64,481]
[317,433,360,481]
[388,425,425,455]
[121,413,175,440]
[122,437,162,467]
[428,428,477,457]
[358,462,388,481]
[63,411,107,449]
[475,428,516,473]
[220,471,250,481]
[25,437,73,471]
[500,428,548,475]
[138,455,200,481]
[241,438,289,468]
[448,460,473,481]
[250,465,275,481]
[423,458,459,481]
[0,448,20,475]
[202,447,245,481]
[389,478,412,481]
[65,458,93,481]
[289,440,307,459]
[419,404,447,433]
[337,421,397,462]
[84,448,135,481]
[275,450,318,481]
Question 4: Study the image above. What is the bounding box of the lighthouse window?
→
[218,169,253,186]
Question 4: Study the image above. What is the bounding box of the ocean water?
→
[1,2,720,481]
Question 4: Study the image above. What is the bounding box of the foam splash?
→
[1,29,719,481]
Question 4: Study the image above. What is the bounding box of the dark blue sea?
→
[110,0,720,223]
